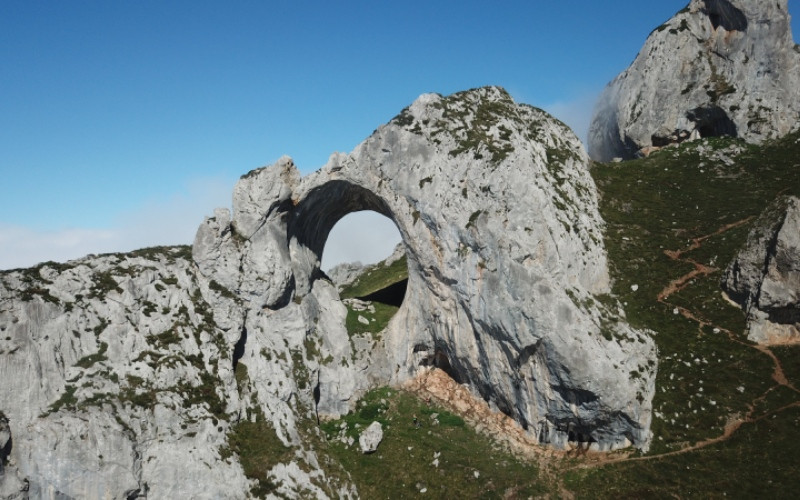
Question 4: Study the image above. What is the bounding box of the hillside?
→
[563,132,800,496]
[278,131,800,498]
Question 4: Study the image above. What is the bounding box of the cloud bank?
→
[0,176,235,270]
[321,211,402,271]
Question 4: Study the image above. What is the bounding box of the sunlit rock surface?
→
[722,196,800,344]
[0,87,657,498]
[589,0,800,161]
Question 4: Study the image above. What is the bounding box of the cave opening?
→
[688,106,738,139]
[702,0,748,32]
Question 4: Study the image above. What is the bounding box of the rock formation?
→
[0,87,657,497]
[358,422,383,454]
[722,196,800,344]
[194,86,656,451]
[589,0,800,161]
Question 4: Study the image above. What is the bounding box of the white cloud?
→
[0,176,235,270]
[321,211,402,271]
[543,91,601,148]
[0,176,405,273]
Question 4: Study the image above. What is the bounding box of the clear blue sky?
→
[1,1,798,269]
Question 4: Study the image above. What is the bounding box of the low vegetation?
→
[318,387,550,498]
[340,255,408,338]
[563,133,800,496]
[339,255,408,300]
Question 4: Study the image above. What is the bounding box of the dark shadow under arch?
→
[289,180,396,269]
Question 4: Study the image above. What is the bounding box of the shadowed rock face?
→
[589,0,800,161]
[722,196,800,344]
[703,0,748,31]
[195,86,657,452]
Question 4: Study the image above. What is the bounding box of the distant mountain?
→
[589,0,800,161]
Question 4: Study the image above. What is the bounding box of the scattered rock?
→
[359,421,384,454]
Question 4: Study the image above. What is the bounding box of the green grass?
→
[339,255,408,300]
[225,408,293,497]
[562,133,800,495]
[344,302,399,338]
[317,388,550,498]
[340,254,408,337]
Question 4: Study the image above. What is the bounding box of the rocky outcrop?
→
[358,422,383,454]
[194,86,657,452]
[0,87,657,497]
[722,196,800,344]
[589,0,800,161]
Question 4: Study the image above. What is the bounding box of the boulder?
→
[358,421,384,454]
[196,86,657,451]
[722,196,800,343]
[589,0,800,161]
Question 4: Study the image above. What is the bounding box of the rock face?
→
[358,422,383,454]
[722,196,800,343]
[0,87,657,497]
[194,86,656,452]
[589,0,800,161]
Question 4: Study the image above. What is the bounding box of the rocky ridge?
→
[722,195,800,344]
[589,0,800,161]
[0,86,656,497]
[194,86,656,451]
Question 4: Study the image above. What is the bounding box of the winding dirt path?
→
[570,217,799,471]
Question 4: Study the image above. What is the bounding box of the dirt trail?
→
[571,217,800,471]
[406,217,798,480]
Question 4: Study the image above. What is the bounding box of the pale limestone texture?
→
[590,0,800,161]
[722,196,800,344]
[0,87,657,498]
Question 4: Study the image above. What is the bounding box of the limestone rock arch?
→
[193,87,657,451]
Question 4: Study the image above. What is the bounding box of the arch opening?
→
[289,181,410,338]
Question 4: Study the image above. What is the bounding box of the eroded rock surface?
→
[195,86,657,452]
[589,0,800,161]
[722,196,800,343]
[0,86,657,497]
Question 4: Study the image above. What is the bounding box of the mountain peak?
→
[588,0,800,161]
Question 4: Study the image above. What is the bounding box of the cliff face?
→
[589,0,800,161]
[722,196,800,344]
[195,86,656,452]
[0,87,657,498]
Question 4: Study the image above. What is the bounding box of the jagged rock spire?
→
[589,0,800,161]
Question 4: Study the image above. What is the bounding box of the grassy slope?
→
[564,133,800,496]
[318,387,551,498]
[340,255,408,337]
[340,255,408,300]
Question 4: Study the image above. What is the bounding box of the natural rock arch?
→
[288,181,403,296]
[194,87,657,451]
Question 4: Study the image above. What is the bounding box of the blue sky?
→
[1,1,798,270]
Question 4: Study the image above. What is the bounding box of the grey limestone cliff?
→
[0,86,657,498]
[722,195,800,344]
[589,0,800,161]
[194,86,657,451]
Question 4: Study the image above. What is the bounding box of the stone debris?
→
[359,421,384,454]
